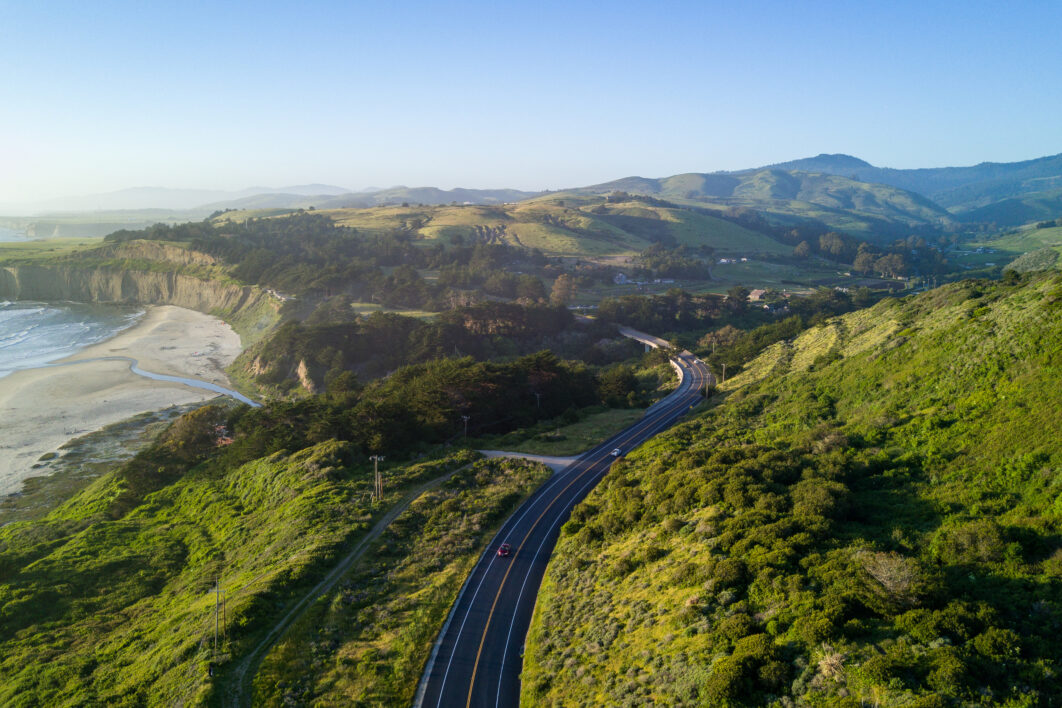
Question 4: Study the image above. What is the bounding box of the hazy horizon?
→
[2,0,1061,205]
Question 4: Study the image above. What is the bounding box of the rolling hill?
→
[568,169,956,239]
[219,195,790,259]
[763,152,1062,225]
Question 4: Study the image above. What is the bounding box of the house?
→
[748,289,767,302]
[613,272,630,285]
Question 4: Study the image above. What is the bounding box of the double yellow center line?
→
[463,360,704,706]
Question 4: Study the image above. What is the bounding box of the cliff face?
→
[0,265,281,343]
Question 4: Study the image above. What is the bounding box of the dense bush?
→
[524,274,1062,707]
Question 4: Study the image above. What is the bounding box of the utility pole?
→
[212,577,226,657]
[462,415,470,439]
[533,392,542,409]
[721,363,726,383]
[369,455,385,502]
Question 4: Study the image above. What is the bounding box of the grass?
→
[978,225,1062,258]
[0,237,104,261]
[225,196,795,261]
[347,301,439,319]
[0,438,479,706]
[250,457,552,706]
[479,407,648,456]
[477,359,678,456]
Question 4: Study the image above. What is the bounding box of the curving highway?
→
[416,351,711,708]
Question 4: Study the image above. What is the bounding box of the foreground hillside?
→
[524,273,1062,706]
[0,417,549,706]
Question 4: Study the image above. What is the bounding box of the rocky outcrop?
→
[295,359,317,394]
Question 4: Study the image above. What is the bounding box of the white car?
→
[610,448,622,457]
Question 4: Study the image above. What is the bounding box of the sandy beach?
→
[0,305,245,496]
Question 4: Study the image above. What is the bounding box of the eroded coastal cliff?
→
[0,264,280,344]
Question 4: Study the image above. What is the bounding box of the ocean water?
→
[0,301,142,379]
[0,226,29,242]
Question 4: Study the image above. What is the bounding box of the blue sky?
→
[1,0,1060,203]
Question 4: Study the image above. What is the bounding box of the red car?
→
[497,543,512,557]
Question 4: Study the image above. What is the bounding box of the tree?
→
[794,240,811,259]
[516,274,547,302]
[726,285,749,313]
[819,232,849,259]
[853,251,877,274]
[873,253,907,278]
[550,274,578,305]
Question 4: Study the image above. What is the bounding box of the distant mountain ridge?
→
[9,151,1062,233]
[567,168,955,238]
[757,151,1062,221]
[10,184,541,215]
[11,184,353,213]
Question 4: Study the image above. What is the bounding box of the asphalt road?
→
[415,353,710,708]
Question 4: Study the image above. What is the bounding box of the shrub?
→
[795,612,838,644]
[712,558,747,588]
[926,647,968,695]
[860,652,903,684]
[791,478,850,519]
[971,627,1021,661]
[758,660,789,690]
[934,519,1006,565]
[703,656,748,703]
[717,614,756,642]
[732,633,775,664]
[857,550,927,609]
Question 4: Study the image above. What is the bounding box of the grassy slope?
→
[523,274,1062,706]
[0,238,105,259]
[953,189,1062,227]
[225,197,782,259]
[0,440,477,706]
[251,457,551,706]
[982,225,1062,258]
[575,169,956,239]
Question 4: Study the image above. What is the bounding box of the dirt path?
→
[225,462,473,707]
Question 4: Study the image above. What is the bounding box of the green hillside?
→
[524,273,1062,706]
[574,169,955,240]
[764,152,1062,219]
[225,196,785,258]
[956,189,1062,227]
[0,406,483,706]
[979,222,1062,262]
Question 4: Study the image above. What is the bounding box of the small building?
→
[613,272,630,285]
[748,289,767,302]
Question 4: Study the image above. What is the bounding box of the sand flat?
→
[0,306,244,496]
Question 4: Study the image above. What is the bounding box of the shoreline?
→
[0,305,245,497]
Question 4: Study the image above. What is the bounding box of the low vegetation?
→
[524,273,1062,706]
[0,405,481,705]
[252,457,552,706]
